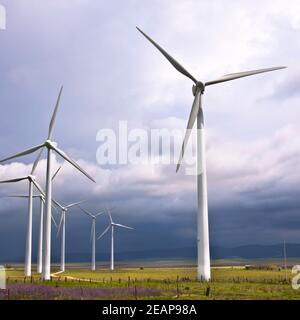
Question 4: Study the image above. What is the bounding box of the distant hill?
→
[1,243,299,263]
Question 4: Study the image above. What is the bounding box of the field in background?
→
[1,265,300,300]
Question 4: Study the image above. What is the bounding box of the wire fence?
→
[0,272,293,300]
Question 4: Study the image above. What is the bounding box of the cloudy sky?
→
[0,0,299,261]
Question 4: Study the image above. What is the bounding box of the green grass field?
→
[2,265,300,300]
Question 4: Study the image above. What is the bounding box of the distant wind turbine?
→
[97,208,133,271]
[0,87,96,280]
[54,199,87,272]
[137,26,286,281]
[8,166,61,273]
[78,206,105,271]
[8,194,58,274]
[0,162,45,277]
[283,240,288,281]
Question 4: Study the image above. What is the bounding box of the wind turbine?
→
[97,208,133,271]
[8,166,61,273]
[78,206,105,271]
[0,87,96,280]
[0,162,46,276]
[54,199,88,272]
[8,194,58,273]
[137,27,286,281]
[8,169,60,273]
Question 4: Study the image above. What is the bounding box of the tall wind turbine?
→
[54,199,87,272]
[0,87,96,280]
[8,194,58,274]
[0,165,45,276]
[137,27,286,281]
[97,208,133,271]
[78,206,105,271]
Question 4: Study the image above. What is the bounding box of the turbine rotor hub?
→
[45,140,53,148]
[28,175,35,181]
[192,81,205,96]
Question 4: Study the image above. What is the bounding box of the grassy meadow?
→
[1,265,300,300]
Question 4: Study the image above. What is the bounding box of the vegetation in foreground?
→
[1,266,300,300]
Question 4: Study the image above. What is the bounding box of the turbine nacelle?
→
[28,175,36,181]
[45,140,56,149]
[192,81,205,96]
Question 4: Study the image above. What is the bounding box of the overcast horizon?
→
[0,1,300,262]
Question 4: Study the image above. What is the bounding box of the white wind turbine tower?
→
[8,194,58,273]
[54,199,88,272]
[8,166,61,273]
[78,206,105,271]
[137,27,286,281]
[0,164,46,277]
[0,87,96,280]
[97,208,133,271]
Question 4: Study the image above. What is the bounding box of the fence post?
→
[134,285,137,300]
[205,286,211,297]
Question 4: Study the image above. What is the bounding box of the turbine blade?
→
[51,165,62,181]
[106,207,113,223]
[176,91,201,172]
[78,205,94,218]
[56,213,64,237]
[205,66,287,86]
[31,147,45,175]
[7,195,40,198]
[97,225,111,240]
[51,203,59,215]
[0,143,45,163]
[52,198,64,210]
[51,144,96,183]
[136,27,197,84]
[48,86,63,140]
[0,176,28,184]
[7,195,28,198]
[113,223,134,230]
[90,220,94,242]
[95,210,105,218]
[31,180,45,197]
[66,199,87,209]
[51,214,57,228]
